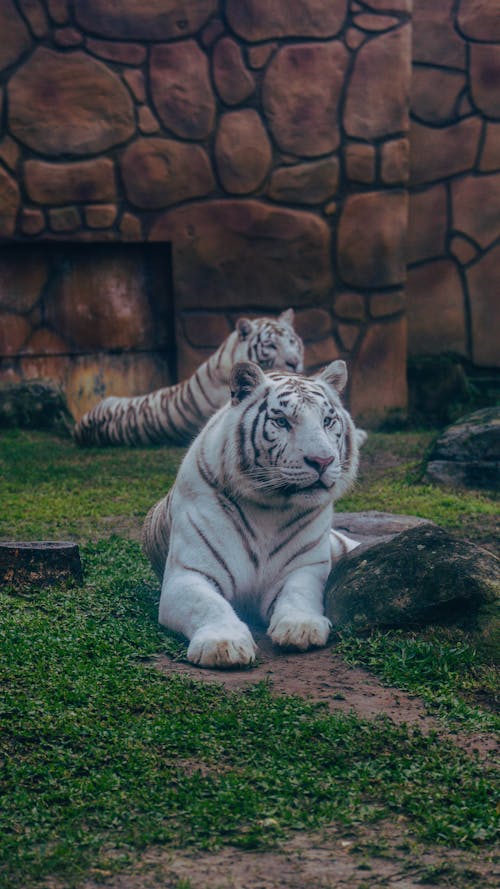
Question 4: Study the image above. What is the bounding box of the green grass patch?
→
[0,539,498,888]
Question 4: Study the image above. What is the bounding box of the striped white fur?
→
[74,309,304,447]
[142,359,360,668]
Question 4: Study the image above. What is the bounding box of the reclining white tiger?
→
[142,358,360,668]
[74,309,304,447]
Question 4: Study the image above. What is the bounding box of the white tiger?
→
[142,359,360,668]
[74,310,304,447]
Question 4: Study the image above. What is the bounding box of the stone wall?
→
[407,0,500,369]
[0,0,412,424]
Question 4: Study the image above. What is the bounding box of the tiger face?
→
[230,359,359,503]
[235,308,304,374]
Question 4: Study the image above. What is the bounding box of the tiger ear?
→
[230,361,266,404]
[236,317,254,340]
[278,308,294,327]
[319,360,348,393]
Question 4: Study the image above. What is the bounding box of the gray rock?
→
[326,524,499,659]
[0,379,73,436]
[424,406,500,490]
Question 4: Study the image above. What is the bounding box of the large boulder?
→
[424,406,500,490]
[325,524,499,660]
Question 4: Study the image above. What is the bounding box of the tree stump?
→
[0,541,83,588]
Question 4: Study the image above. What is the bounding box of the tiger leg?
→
[267,569,331,651]
[159,569,257,668]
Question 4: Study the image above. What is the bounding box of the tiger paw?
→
[187,625,257,669]
[268,614,331,651]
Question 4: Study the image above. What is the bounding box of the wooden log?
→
[0,541,83,588]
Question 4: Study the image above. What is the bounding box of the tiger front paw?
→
[268,613,331,651]
[187,624,257,669]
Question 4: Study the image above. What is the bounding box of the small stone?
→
[413,0,465,68]
[18,0,49,38]
[458,0,500,42]
[411,66,465,125]
[410,117,481,186]
[449,235,478,266]
[138,106,161,135]
[0,136,20,171]
[480,123,500,173]
[470,44,500,119]
[200,18,224,47]
[180,312,231,348]
[337,323,360,351]
[338,191,407,288]
[0,252,48,313]
[293,307,333,342]
[323,201,337,216]
[226,0,348,40]
[247,43,276,69]
[150,41,215,140]
[334,292,365,321]
[21,208,45,235]
[344,25,411,140]
[345,28,366,51]
[74,0,218,40]
[467,241,500,367]
[267,158,339,204]
[344,143,375,184]
[22,327,67,355]
[121,138,214,209]
[369,291,405,318]
[381,138,409,185]
[407,259,467,356]
[452,173,500,250]
[0,1,31,73]
[304,336,340,372]
[215,110,272,195]
[349,317,407,424]
[85,38,147,65]
[212,37,255,105]
[49,206,81,233]
[263,41,349,157]
[54,27,83,47]
[123,69,146,103]
[0,314,31,355]
[0,167,20,238]
[407,184,447,264]
[119,212,142,240]
[425,406,500,490]
[354,13,399,31]
[47,0,69,23]
[84,204,117,229]
[362,0,411,10]
[24,158,116,204]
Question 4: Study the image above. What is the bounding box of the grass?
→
[0,428,498,887]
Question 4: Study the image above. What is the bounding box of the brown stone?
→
[74,0,217,40]
[409,117,481,186]
[25,158,116,204]
[21,209,45,235]
[150,200,333,310]
[345,29,366,51]
[381,138,409,185]
[363,0,411,8]
[226,0,347,40]
[337,324,360,351]
[344,25,411,140]
[49,207,81,233]
[54,27,83,47]
[338,191,407,288]
[47,0,69,24]
[267,158,339,204]
[22,327,67,355]
[150,41,215,140]
[0,314,31,356]
[119,213,142,240]
[121,138,214,209]
[8,48,135,156]
[293,307,333,342]
[350,317,407,424]
[0,167,20,238]
[450,235,478,266]
[413,0,465,69]
[304,336,340,372]
[215,111,272,195]
[86,38,147,65]
[334,292,366,321]
[123,69,147,102]
[181,312,231,348]
[263,42,348,157]
[452,174,500,250]
[470,44,500,119]
[201,18,224,48]
[458,0,500,41]
[344,143,376,184]
[212,37,255,105]
[411,66,465,124]
[458,93,474,118]
[247,43,276,69]
[467,242,500,367]
[0,136,20,171]
[18,0,48,38]
[0,1,31,74]
[407,260,467,356]
[407,184,448,265]
[323,201,338,216]
[84,204,117,229]
[0,253,48,313]
[480,123,500,173]
[369,291,405,318]
[138,107,161,135]
[354,14,400,31]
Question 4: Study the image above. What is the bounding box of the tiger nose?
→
[304,455,334,474]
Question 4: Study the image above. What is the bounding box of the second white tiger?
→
[142,359,360,668]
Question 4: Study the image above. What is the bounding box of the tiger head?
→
[229,359,359,503]
[234,309,304,374]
